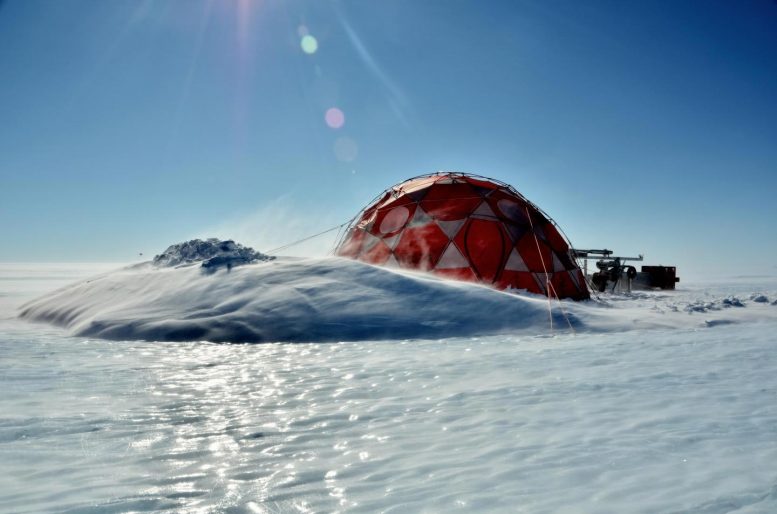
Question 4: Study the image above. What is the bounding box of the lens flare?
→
[334,137,358,162]
[325,107,345,129]
[300,35,318,54]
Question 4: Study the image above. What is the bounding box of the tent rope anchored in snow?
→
[334,172,590,301]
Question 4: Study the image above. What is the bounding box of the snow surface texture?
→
[19,257,573,343]
[3,266,777,513]
[18,255,777,343]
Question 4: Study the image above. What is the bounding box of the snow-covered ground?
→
[17,257,777,343]
[2,262,777,513]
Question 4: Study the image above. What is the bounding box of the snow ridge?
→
[17,256,777,343]
[19,257,574,343]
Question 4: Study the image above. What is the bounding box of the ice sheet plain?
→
[2,262,777,513]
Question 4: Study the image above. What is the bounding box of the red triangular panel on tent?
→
[394,223,449,270]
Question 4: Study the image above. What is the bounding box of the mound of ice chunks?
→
[684,301,720,313]
[153,238,274,270]
[684,295,759,313]
[721,296,745,308]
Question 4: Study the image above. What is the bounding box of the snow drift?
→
[17,238,777,343]
[19,256,582,343]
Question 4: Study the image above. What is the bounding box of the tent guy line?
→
[264,221,353,255]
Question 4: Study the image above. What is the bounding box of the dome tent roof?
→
[335,172,589,300]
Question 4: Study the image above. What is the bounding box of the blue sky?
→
[1,0,775,279]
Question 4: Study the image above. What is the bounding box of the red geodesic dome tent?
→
[335,172,590,300]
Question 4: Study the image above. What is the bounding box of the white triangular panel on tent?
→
[382,232,402,250]
[407,206,432,228]
[505,248,529,271]
[504,223,525,243]
[533,272,548,295]
[552,252,565,272]
[384,253,400,268]
[471,201,497,219]
[405,189,427,202]
[568,269,581,290]
[496,199,525,220]
[361,231,382,253]
[435,243,469,269]
[472,185,493,198]
[436,219,466,240]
